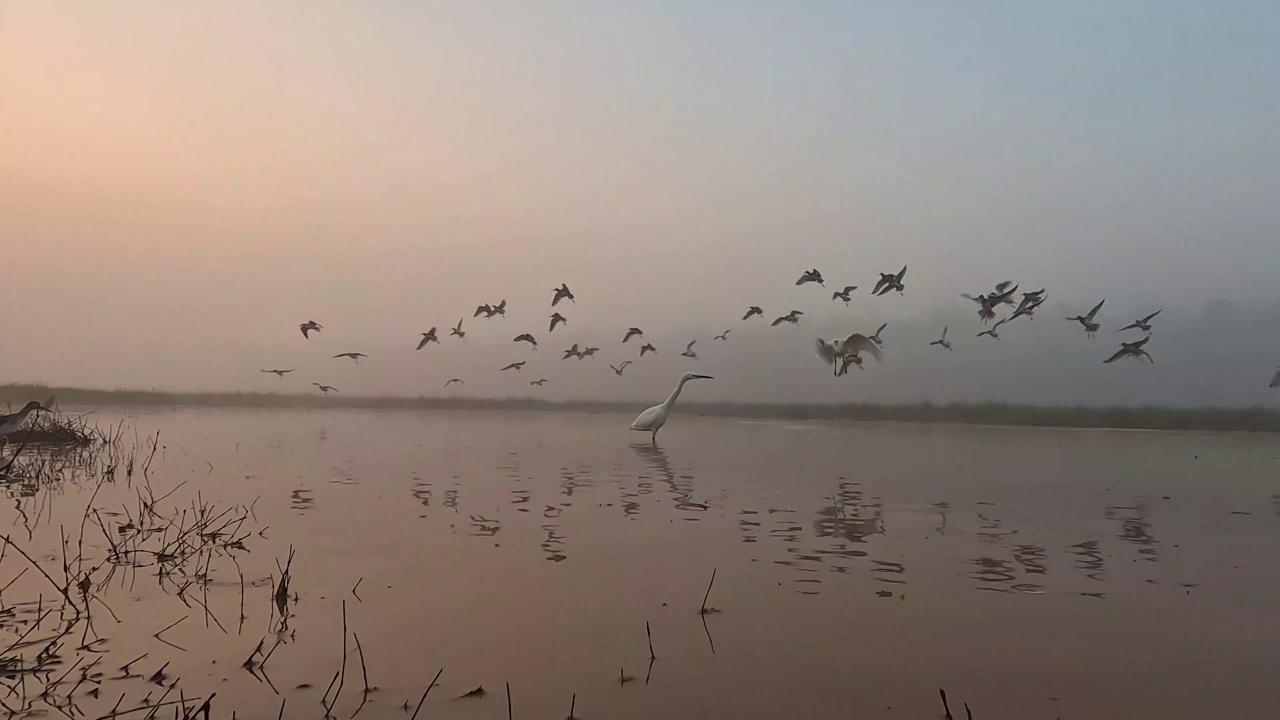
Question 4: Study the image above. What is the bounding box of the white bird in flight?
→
[870,322,887,347]
[831,286,858,304]
[815,333,882,376]
[930,327,953,351]
[610,361,633,376]
[629,372,713,444]
[299,321,323,339]
[681,341,698,359]
[1067,299,1105,338]
[450,318,466,339]
[714,330,731,341]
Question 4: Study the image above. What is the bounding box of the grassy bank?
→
[3,383,1278,433]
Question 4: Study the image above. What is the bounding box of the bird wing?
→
[842,286,857,294]
[873,278,889,294]
[994,280,1012,293]
[941,326,948,340]
[686,340,696,352]
[1129,336,1150,349]
[620,361,633,369]
[1271,369,1280,388]
[876,322,887,335]
[815,338,838,366]
[840,333,883,363]
[1141,309,1162,323]
[771,316,784,326]
[1103,348,1127,364]
[896,265,907,281]
[1086,299,1105,321]
[416,336,429,350]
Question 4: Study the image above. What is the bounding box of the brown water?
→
[4,408,1280,719]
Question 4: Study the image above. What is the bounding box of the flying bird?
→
[1270,367,1280,389]
[514,333,538,350]
[1104,336,1154,364]
[988,283,1019,307]
[549,313,567,332]
[299,321,323,339]
[579,347,600,358]
[450,318,465,339]
[530,379,548,386]
[870,322,887,347]
[610,361,634,376]
[629,372,713,444]
[312,384,338,395]
[622,328,644,343]
[714,330,731,341]
[930,327,953,351]
[796,269,825,287]
[473,304,492,318]
[872,266,907,296]
[1067,299,1106,338]
[562,344,581,360]
[831,286,859,304]
[771,310,804,327]
[815,334,882,377]
[551,284,575,306]
[333,352,366,363]
[0,401,52,438]
[444,378,464,387]
[261,369,294,378]
[417,328,440,350]
[640,343,657,357]
[488,300,508,318]
[1116,309,1163,334]
[500,361,526,372]
[1010,292,1047,321]
[976,319,1009,340]
[681,341,698,359]
[742,306,764,320]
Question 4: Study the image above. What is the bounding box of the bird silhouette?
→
[622,328,644,343]
[299,321,323,339]
[514,333,538,350]
[500,361,526,372]
[450,318,466,339]
[261,369,294,378]
[640,343,656,357]
[742,306,764,320]
[549,313,568,332]
[551,284,575,306]
[417,328,440,350]
[333,352,366,363]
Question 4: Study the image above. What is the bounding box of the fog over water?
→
[3,3,1278,406]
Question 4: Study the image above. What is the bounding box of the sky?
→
[2,1,1278,406]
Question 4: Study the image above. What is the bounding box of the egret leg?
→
[651,429,658,446]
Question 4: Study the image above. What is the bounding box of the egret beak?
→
[693,374,714,380]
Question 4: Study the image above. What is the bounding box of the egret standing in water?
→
[0,401,51,439]
[629,372,713,444]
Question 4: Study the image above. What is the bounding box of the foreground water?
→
[3,407,1279,718]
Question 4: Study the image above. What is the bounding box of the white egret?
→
[815,333,882,376]
[629,372,713,444]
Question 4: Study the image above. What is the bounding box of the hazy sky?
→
[3,2,1278,405]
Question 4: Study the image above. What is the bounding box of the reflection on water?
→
[8,408,1279,720]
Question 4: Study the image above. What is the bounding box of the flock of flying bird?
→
[247,265,1280,441]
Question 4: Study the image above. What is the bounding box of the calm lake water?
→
[3,407,1280,719]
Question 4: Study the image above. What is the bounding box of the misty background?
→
[2,2,1278,407]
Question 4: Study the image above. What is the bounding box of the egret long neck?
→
[661,377,691,410]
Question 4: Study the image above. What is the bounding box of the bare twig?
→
[409,667,443,720]
[699,568,718,614]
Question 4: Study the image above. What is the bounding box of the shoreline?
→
[4,383,1278,434]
